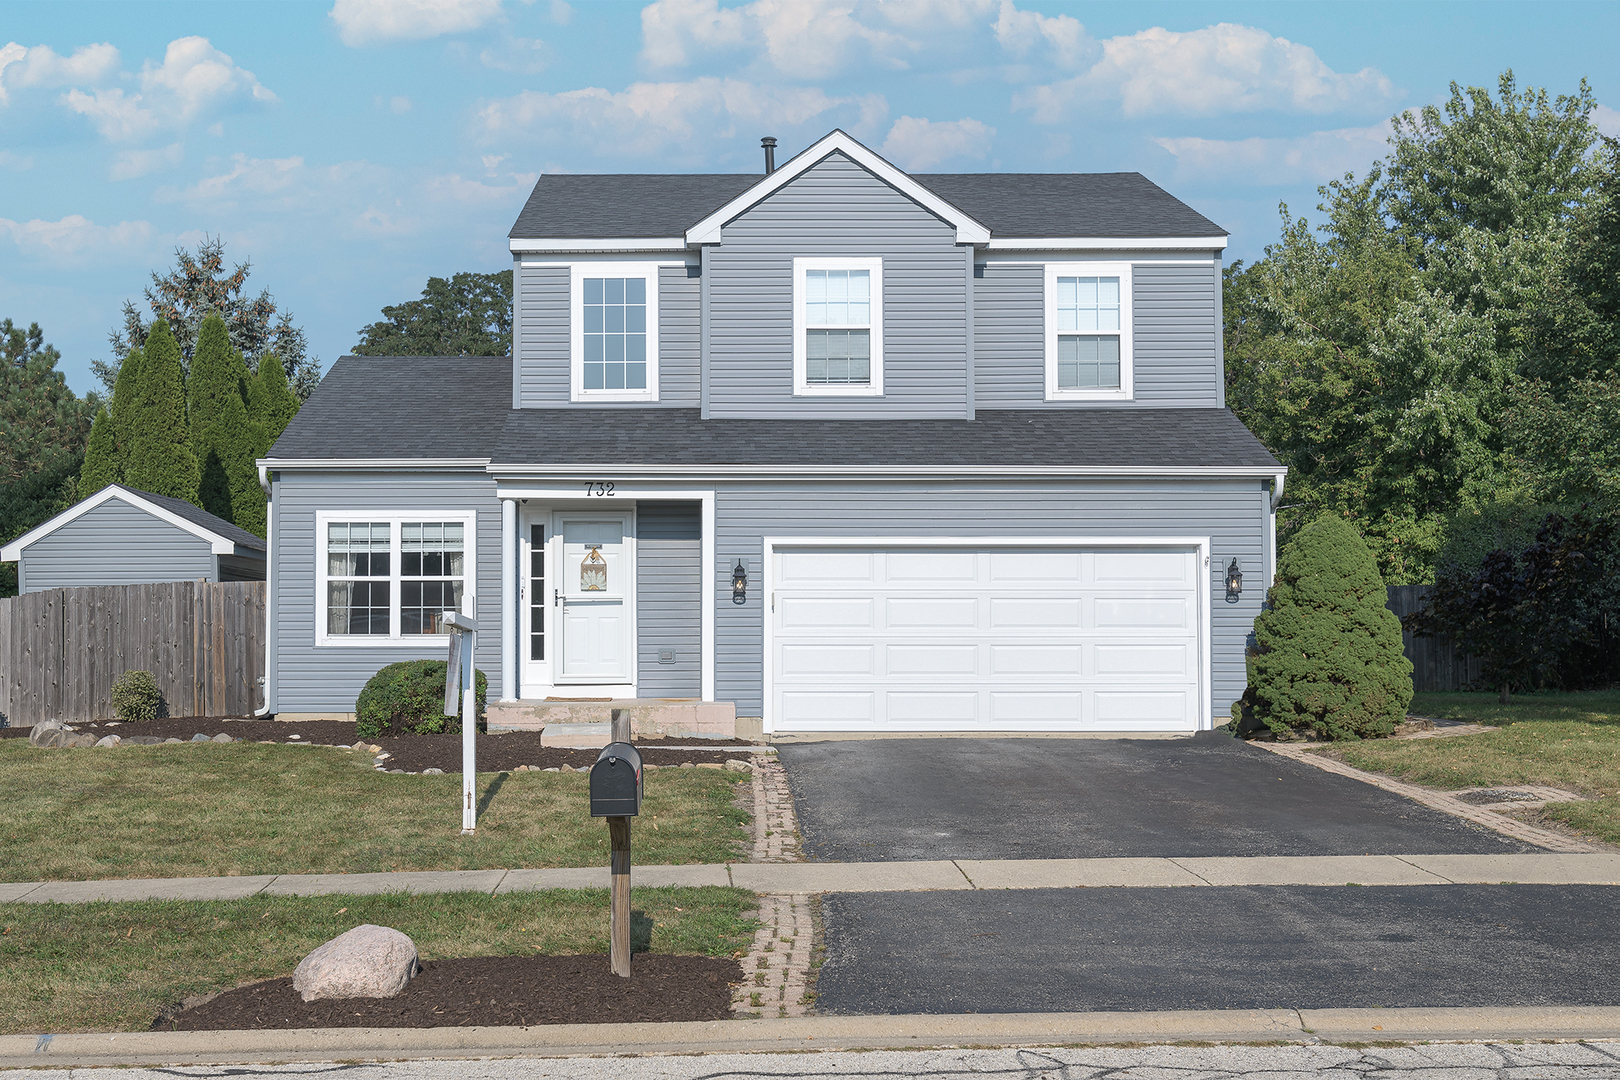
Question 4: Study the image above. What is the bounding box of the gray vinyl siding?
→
[707,152,969,419]
[635,501,702,698]
[516,264,699,408]
[18,498,216,592]
[973,262,1221,409]
[710,478,1264,721]
[267,471,504,713]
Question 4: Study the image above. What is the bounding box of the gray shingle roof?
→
[268,356,1277,471]
[115,485,266,552]
[509,166,1223,241]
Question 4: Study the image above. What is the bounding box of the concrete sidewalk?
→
[5,852,1620,903]
[5,1006,1620,1068]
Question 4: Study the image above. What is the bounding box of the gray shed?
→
[1,484,266,593]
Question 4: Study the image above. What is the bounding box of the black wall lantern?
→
[1224,558,1243,604]
[732,560,748,605]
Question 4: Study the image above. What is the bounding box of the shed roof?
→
[0,484,265,562]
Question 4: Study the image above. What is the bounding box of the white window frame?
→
[1044,261,1134,401]
[315,511,477,647]
[570,262,660,403]
[792,256,884,397]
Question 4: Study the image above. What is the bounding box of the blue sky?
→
[4,0,1617,397]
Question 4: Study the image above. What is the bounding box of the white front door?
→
[555,513,634,684]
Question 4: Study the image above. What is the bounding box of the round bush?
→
[1242,514,1414,741]
[354,660,487,738]
[109,670,163,722]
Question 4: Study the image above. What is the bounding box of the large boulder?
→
[29,720,72,748]
[292,925,420,1003]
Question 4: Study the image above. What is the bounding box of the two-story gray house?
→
[258,129,1284,738]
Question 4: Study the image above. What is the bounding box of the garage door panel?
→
[989,551,1082,584]
[887,692,978,723]
[1095,643,1189,676]
[1093,550,1194,586]
[778,596,875,630]
[779,550,876,585]
[990,598,1082,629]
[885,551,977,583]
[990,692,1083,723]
[886,597,978,629]
[886,644,978,676]
[1095,690,1191,727]
[1094,597,1193,631]
[781,692,873,726]
[779,644,874,677]
[991,645,1083,676]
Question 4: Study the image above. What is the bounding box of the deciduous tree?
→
[353,271,512,357]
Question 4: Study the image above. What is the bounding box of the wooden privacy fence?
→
[0,581,265,728]
[1386,584,1482,693]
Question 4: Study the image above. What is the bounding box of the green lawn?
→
[0,741,750,881]
[1323,690,1620,845]
[0,885,758,1035]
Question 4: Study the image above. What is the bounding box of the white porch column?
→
[500,497,518,701]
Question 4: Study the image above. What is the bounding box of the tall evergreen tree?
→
[201,388,265,535]
[249,346,300,456]
[124,320,199,504]
[107,344,144,478]
[187,313,250,446]
[78,408,120,498]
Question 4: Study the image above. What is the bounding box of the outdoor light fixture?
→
[732,560,748,604]
[1224,558,1243,604]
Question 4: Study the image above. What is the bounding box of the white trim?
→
[1044,261,1134,402]
[493,487,717,702]
[792,256,884,397]
[760,535,1213,735]
[511,237,687,253]
[570,262,661,403]
[500,498,518,702]
[977,252,1216,267]
[254,492,275,716]
[491,464,1286,480]
[260,458,489,472]
[686,130,990,246]
[314,511,478,648]
[986,236,1228,251]
[523,255,697,268]
[1,484,246,560]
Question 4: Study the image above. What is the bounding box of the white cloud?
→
[60,36,273,141]
[1594,104,1620,138]
[548,0,573,25]
[1018,23,1395,121]
[0,149,35,170]
[0,41,120,103]
[110,141,184,180]
[0,213,156,264]
[425,172,531,203]
[330,0,504,46]
[1153,122,1392,186]
[479,77,885,158]
[481,154,507,169]
[992,0,1091,68]
[880,115,994,169]
[640,0,915,79]
[390,95,413,113]
[164,152,305,202]
[875,0,995,30]
[478,35,548,72]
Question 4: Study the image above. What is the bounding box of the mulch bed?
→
[1,717,761,773]
[154,953,742,1030]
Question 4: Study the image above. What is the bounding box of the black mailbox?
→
[589,742,643,817]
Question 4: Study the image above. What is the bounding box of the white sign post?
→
[442,610,478,835]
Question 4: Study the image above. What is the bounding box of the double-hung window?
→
[570,262,660,402]
[317,512,476,645]
[1044,261,1133,400]
[793,256,883,396]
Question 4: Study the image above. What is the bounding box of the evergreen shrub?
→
[355,660,487,738]
[109,670,163,722]
[1240,514,1414,740]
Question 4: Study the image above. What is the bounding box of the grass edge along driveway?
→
[1320,690,1620,846]
[0,741,750,882]
[0,885,759,1036]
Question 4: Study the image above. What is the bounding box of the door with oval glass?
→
[555,513,634,684]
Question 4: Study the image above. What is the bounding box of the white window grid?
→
[1043,261,1134,401]
[793,256,884,397]
[315,511,477,647]
[570,262,661,402]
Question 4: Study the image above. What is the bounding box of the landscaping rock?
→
[191,734,211,742]
[66,734,97,748]
[29,726,69,748]
[678,762,695,769]
[292,925,420,1003]
[422,767,444,775]
[94,735,122,748]
[725,759,751,771]
[122,735,164,746]
[212,733,233,743]
[164,737,184,744]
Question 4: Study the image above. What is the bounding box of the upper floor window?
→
[317,512,475,645]
[793,256,883,397]
[1044,261,1133,401]
[571,263,660,402]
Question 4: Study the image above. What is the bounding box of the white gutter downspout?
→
[1267,471,1286,590]
[254,463,274,716]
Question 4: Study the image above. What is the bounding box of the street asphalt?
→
[814,883,1620,1016]
[778,734,1541,861]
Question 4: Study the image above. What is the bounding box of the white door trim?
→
[760,535,1213,735]
[553,508,637,688]
[497,487,715,702]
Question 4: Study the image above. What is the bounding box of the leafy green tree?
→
[198,389,265,535]
[78,408,120,499]
[1242,515,1413,740]
[353,271,512,356]
[186,314,250,445]
[249,345,301,456]
[123,320,199,504]
[95,236,323,400]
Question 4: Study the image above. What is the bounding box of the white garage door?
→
[768,544,1204,733]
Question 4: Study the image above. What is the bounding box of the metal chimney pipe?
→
[761,136,777,174]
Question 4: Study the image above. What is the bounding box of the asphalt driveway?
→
[778,734,1542,860]
[814,884,1620,1014]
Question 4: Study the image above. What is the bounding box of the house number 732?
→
[584,481,616,497]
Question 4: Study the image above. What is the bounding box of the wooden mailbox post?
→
[589,709,641,977]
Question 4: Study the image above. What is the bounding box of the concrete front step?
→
[485,697,736,742]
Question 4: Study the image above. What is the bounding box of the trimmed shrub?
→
[1241,514,1413,740]
[109,670,163,722]
[355,660,487,738]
